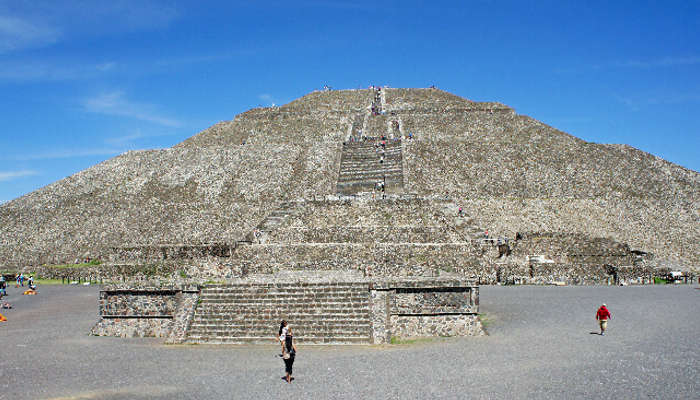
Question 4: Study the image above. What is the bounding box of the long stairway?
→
[336,140,404,194]
[186,282,372,344]
[241,202,300,243]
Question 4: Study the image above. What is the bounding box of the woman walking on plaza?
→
[282,327,297,383]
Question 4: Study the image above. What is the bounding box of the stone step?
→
[341,158,401,162]
[188,327,371,336]
[201,288,368,293]
[340,160,402,165]
[205,283,369,288]
[185,336,371,344]
[193,313,370,321]
[188,323,372,330]
[336,180,402,187]
[339,164,402,170]
[341,154,401,160]
[201,289,369,296]
[197,301,370,308]
[198,302,370,308]
[194,306,370,313]
[191,321,370,329]
[200,292,369,298]
[202,286,369,292]
[337,173,403,180]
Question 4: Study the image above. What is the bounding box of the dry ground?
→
[0,284,697,399]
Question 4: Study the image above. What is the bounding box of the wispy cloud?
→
[0,60,118,82]
[83,91,181,127]
[615,92,700,111]
[0,1,178,54]
[105,129,175,146]
[7,148,125,161]
[258,93,277,106]
[0,14,60,53]
[556,55,700,75]
[0,169,38,181]
[614,56,700,69]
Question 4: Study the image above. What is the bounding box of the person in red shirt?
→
[596,304,611,335]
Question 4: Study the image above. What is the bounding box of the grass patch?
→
[654,277,670,284]
[390,336,438,345]
[203,280,226,285]
[479,312,491,330]
[33,278,64,285]
[42,260,102,270]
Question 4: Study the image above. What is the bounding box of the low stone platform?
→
[91,275,482,344]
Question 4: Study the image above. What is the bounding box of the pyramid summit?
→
[1,87,698,275]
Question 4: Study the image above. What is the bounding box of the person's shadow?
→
[280,377,295,382]
[589,331,602,335]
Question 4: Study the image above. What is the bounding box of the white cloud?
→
[0,60,117,82]
[83,91,181,127]
[105,129,175,146]
[0,14,60,53]
[258,93,277,106]
[8,148,124,161]
[0,169,38,181]
[615,56,700,69]
[0,1,178,54]
[615,92,700,111]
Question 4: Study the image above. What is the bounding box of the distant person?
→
[458,206,464,217]
[278,320,288,355]
[596,304,611,335]
[0,275,6,297]
[282,327,297,383]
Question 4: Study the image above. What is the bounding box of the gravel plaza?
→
[1,284,697,399]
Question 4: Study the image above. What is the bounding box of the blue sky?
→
[1,1,699,203]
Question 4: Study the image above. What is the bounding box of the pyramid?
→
[1,88,698,278]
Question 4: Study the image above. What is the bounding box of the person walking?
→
[596,304,611,335]
[282,327,297,383]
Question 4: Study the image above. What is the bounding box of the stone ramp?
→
[186,282,372,344]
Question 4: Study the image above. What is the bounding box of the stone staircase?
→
[336,140,404,194]
[241,202,300,243]
[186,282,372,344]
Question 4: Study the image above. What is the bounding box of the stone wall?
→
[390,314,482,338]
[369,279,482,343]
[91,285,199,339]
[233,243,484,276]
[107,243,235,263]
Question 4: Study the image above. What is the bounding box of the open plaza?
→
[1,283,697,399]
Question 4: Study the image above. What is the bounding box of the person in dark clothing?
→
[282,327,297,383]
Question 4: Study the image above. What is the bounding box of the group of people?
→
[373,181,386,199]
[13,273,35,290]
[0,273,39,321]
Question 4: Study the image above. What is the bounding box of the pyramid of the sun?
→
[0,88,698,276]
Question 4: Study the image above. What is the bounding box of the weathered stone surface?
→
[390,314,483,338]
[0,88,696,273]
[92,286,199,340]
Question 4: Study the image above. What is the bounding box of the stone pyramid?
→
[1,88,698,278]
